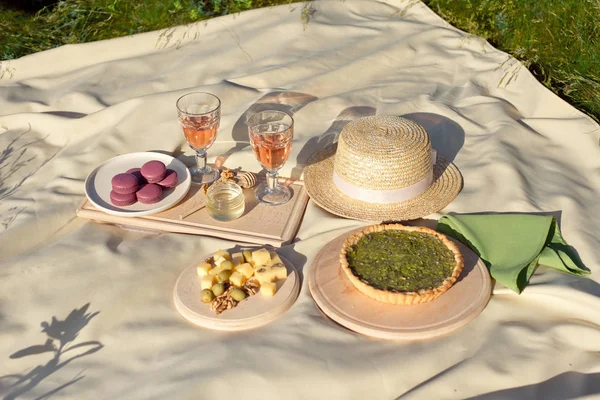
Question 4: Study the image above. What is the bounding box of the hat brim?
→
[303,143,463,222]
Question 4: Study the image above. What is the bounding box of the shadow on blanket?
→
[0,303,103,400]
[402,112,465,164]
[462,371,600,400]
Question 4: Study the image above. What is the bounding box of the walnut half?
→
[242,278,260,296]
[220,169,236,180]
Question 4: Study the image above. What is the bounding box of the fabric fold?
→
[437,214,590,293]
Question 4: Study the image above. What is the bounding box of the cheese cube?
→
[271,265,287,281]
[229,271,247,288]
[231,252,244,266]
[252,248,271,266]
[267,251,283,266]
[209,264,222,276]
[213,250,230,261]
[254,266,277,285]
[201,275,216,290]
[260,282,277,297]
[196,262,212,277]
[215,257,234,269]
[235,263,254,279]
[243,250,253,263]
[214,256,228,267]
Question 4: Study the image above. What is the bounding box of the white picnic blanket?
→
[1,1,600,398]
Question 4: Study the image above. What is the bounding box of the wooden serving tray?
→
[308,227,492,340]
[76,176,309,247]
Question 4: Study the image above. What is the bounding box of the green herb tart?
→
[339,224,464,305]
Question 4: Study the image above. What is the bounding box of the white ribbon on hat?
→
[333,149,437,204]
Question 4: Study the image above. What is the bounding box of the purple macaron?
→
[136,183,163,204]
[126,168,147,185]
[110,191,137,206]
[111,173,139,194]
[158,169,178,189]
[141,161,167,184]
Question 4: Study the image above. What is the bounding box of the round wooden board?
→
[174,255,300,331]
[308,228,492,340]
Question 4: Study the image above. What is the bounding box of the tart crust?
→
[339,224,464,305]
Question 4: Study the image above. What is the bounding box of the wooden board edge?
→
[78,207,285,247]
[280,185,310,245]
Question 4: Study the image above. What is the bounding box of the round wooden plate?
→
[174,255,300,331]
[308,228,492,340]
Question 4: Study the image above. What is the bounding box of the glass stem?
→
[267,171,278,191]
[195,150,207,172]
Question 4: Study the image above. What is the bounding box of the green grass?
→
[424,0,600,121]
[0,0,298,60]
[1,0,600,122]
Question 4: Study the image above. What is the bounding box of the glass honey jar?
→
[205,181,245,222]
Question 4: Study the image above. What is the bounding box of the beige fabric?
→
[1,1,600,398]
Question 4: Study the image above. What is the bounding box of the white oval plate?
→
[84,152,191,217]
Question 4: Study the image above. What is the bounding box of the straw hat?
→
[304,115,462,222]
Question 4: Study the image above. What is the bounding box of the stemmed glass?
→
[176,92,221,185]
[247,110,294,206]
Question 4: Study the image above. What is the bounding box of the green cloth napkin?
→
[437,214,590,293]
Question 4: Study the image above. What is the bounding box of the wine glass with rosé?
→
[176,92,221,185]
[247,110,293,205]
